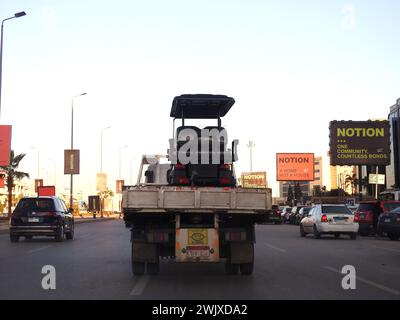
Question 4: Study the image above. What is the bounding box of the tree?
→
[97,188,114,218]
[286,184,294,205]
[0,150,29,218]
[345,174,358,195]
[294,182,303,204]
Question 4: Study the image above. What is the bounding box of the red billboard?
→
[0,125,12,166]
[38,186,56,196]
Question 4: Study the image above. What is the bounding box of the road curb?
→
[0,217,119,235]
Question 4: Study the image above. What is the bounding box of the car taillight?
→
[321,214,328,223]
[178,178,189,184]
[42,212,57,217]
[353,213,360,222]
[175,163,186,169]
[219,178,231,185]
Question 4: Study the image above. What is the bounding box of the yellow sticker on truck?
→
[188,229,208,245]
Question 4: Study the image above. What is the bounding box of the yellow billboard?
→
[241,172,267,188]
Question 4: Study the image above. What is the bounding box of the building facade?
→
[309,156,323,193]
[386,98,400,189]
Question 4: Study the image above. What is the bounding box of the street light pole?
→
[30,146,40,179]
[100,126,111,173]
[0,11,26,119]
[70,93,87,209]
[247,141,255,173]
[119,145,127,179]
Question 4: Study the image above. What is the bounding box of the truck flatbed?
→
[122,186,272,213]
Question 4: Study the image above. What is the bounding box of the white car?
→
[300,204,359,239]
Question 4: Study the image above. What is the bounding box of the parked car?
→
[377,206,400,240]
[270,205,282,224]
[299,204,359,239]
[354,201,400,236]
[289,206,304,225]
[281,207,292,223]
[295,206,312,225]
[10,196,74,242]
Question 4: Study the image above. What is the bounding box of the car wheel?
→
[240,262,254,275]
[387,233,399,241]
[10,234,19,243]
[313,225,321,239]
[300,224,306,237]
[55,225,64,242]
[334,234,340,239]
[65,224,74,240]
[350,233,357,240]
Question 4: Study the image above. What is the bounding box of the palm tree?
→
[0,150,29,218]
[345,174,358,196]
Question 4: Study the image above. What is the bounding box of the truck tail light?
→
[219,178,231,185]
[225,231,246,241]
[175,163,186,169]
[178,178,189,184]
[321,214,328,223]
[220,164,230,170]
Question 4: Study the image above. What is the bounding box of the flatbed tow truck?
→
[123,94,272,275]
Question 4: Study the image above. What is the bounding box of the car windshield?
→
[322,205,352,215]
[383,203,400,212]
[303,207,311,214]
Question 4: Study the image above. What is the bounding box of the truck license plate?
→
[187,249,210,258]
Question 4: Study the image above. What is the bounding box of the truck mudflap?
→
[175,228,220,262]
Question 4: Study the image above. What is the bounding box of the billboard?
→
[96,173,107,192]
[329,121,390,166]
[88,195,100,211]
[64,150,80,174]
[0,125,11,166]
[116,180,124,194]
[241,172,267,188]
[276,153,315,181]
[38,186,56,196]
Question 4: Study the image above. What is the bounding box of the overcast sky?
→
[0,0,399,198]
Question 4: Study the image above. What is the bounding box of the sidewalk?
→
[0,214,121,234]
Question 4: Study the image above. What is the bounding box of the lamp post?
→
[119,145,127,179]
[0,11,26,119]
[247,141,255,173]
[70,93,87,209]
[100,126,111,173]
[30,146,40,179]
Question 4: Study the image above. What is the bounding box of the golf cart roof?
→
[170,94,235,119]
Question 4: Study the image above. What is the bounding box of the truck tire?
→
[132,262,145,276]
[240,262,254,275]
[225,261,239,275]
[147,260,160,275]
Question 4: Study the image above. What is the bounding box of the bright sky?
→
[0,0,399,199]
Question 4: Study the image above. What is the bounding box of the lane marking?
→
[324,266,400,296]
[265,243,287,253]
[130,276,150,296]
[28,245,53,254]
[371,245,400,253]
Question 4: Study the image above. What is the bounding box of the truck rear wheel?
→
[132,262,145,276]
[240,262,254,275]
[147,260,160,275]
[225,261,239,275]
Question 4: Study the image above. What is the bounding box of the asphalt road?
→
[0,220,399,300]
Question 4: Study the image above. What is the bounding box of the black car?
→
[270,205,282,224]
[10,196,74,242]
[377,206,400,241]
